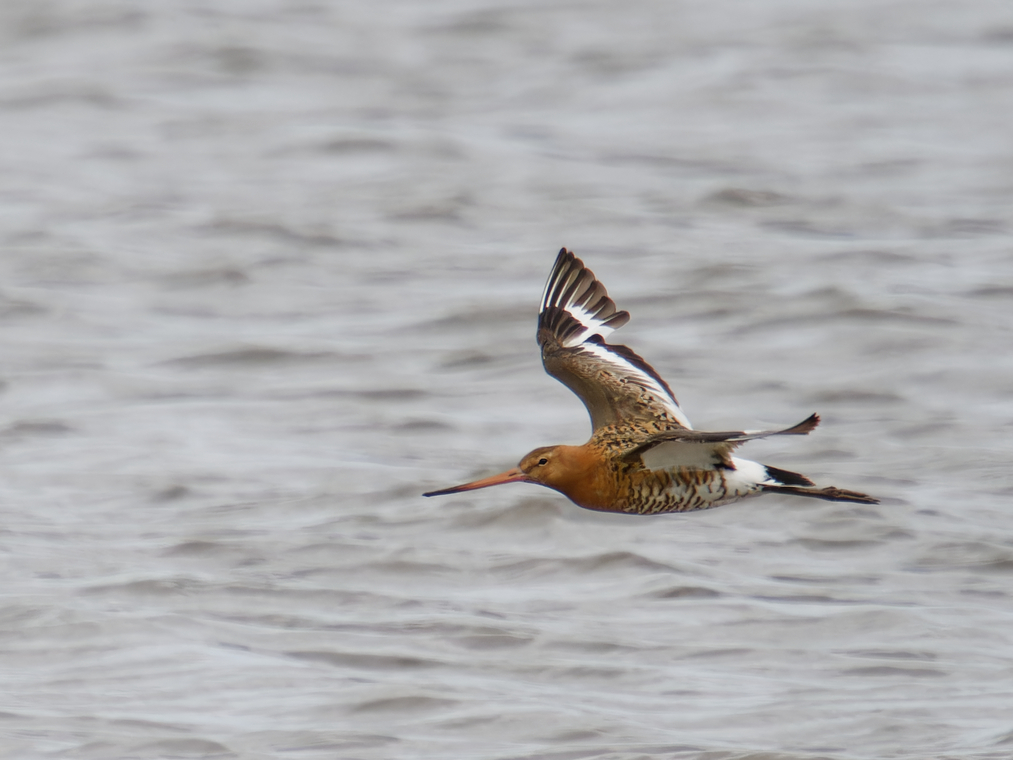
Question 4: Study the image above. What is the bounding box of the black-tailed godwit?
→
[424,249,877,513]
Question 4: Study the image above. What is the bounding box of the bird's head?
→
[422,444,585,498]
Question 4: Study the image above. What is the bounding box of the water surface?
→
[1,2,1012,758]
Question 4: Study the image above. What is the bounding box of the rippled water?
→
[2,2,1013,758]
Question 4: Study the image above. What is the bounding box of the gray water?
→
[2,2,1013,758]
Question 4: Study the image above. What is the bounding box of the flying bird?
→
[424,249,877,514]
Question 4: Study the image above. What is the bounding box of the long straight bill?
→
[423,467,529,497]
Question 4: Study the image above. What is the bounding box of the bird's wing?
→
[620,413,820,470]
[537,248,692,432]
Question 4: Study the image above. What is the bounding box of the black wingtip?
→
[783,413,820,435]
[538,248,631,347]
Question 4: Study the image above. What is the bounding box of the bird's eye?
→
[537,457,549,466]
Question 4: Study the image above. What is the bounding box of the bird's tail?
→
[761,464,878,504]
[762,483,879,504]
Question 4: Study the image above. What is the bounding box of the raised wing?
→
[621,413,820,471]
[537,248,692,431]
